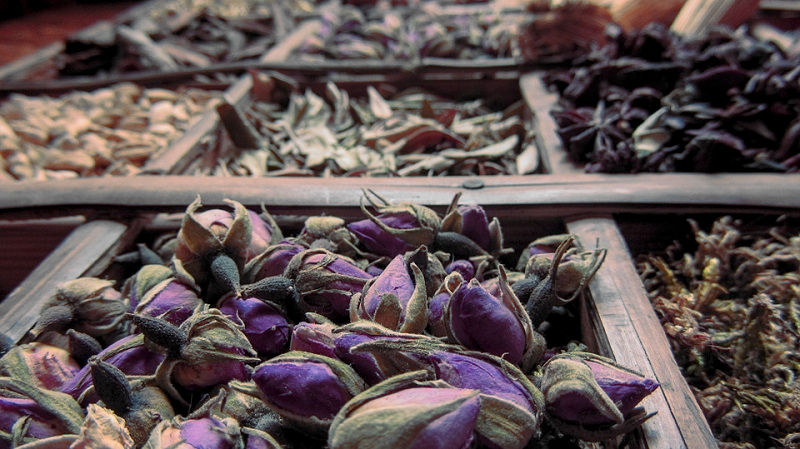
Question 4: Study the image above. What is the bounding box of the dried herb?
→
[0,84,220,180]
[206,79,537,177]
[546,24,800,173]
[295,4,524,61]
[638,216,800,447]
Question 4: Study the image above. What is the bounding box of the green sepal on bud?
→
[191,380,270,423]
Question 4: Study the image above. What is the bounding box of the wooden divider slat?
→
[0,220,140,343]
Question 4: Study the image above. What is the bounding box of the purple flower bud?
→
[333,332,385,385]
[253,351,366,434]
[173,198,278,292]
[457,204,491,250]
[445,260,475,281]
[541,353,659,428]
[0,397,72,445]
[60,334,164,403]
[218,294,290,357]
[447,279,526,364]
[0,343,80,391]
[586,357,659,417]
[244,242,305,281]
[289,321,337,359]
[330,386,480,449]
[427,292,450,338]
[135,278,202,326]
[285,249,372,319]
[431,351,538,415]
[0,379,84,448]
[347,214,416,257]
[352,255,427,333]
[144,416,242,449]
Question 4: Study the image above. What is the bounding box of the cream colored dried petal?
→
[70,404,134,449]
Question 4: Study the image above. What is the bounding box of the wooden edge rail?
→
[568,217,718,449]
[0,219,144,343]
[0,57,529,95]
[520,71,584,175]
[0,173,797,216]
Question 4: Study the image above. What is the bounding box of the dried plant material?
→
[638,216,800,447]
[519,1,613,63]
[546,24,800,173]
[208,80,538,177]
[295,4,526,61]
[58,0,316,78]
[0,83,221,180]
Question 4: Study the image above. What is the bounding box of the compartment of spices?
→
[0,83,222,180]
[0,194,672,448]
[2,0,317,84]
[528,22,800,174]
[172,72,540,177]
[293,2,527,63]
[622,212,800,448]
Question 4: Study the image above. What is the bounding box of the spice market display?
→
[0,0,799,449]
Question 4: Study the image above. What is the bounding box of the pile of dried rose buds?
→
[0,192,658,449]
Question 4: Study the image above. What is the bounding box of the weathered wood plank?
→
[0,174,798,216]
[0,220,140,343]
[520,72,581,175]
[568,216,719,449]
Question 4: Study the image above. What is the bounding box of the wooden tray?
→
[0,200,677,449]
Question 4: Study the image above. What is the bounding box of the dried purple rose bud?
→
[142,416,243,449]
[283,249,372,320]
[71,403,135,449]
[243,242,306,282]
[32,277,129,338]
[540,352,658,442]
[350,254,427,333]
[173,197,279,297]
[0,377,84,448]
[132,309,259,403]
[439,193,511,259]
[329,371,481,449]
[243,428,282,449]
[445,259,475,281]
[350,340,544,449]
[445,267,545,370]
[123,265,202,325]
[517,238,606,304]
[60,334,164,404]
[252,351,367,435]
[218,294,290,357]
[289,321,337,359]
[347,190,441,258]
[428,272,464,338]
[0,342,80,391]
